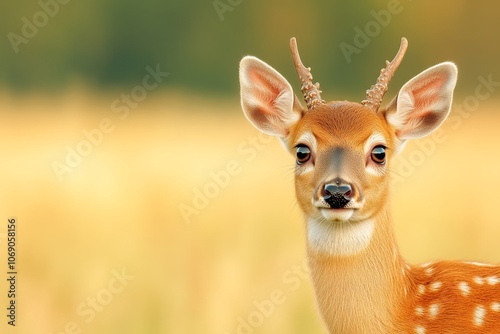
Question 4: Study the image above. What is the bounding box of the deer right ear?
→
[239,56,304,138]
[382,62,458,143]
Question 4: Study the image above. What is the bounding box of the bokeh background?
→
[0,1,500,333]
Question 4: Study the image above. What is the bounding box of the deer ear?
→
[382,62,458,141]
[239,56,304,138]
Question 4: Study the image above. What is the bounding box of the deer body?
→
[239,37,500,333]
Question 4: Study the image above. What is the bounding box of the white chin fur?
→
[320,208,354,222]
[307,217,375,256]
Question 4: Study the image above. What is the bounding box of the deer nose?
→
[321,179,353,209]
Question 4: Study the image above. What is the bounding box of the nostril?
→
[322,182,353,209]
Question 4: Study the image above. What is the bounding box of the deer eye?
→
[371,145,386,164]
[296,145,311,165]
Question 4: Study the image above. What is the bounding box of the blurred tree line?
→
[0,0,499,97]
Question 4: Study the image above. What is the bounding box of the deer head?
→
[239,37,457,256]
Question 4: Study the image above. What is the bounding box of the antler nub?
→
[290,37,324,110]
[362,37,408,111]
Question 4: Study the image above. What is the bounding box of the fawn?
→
[238,37,500,333]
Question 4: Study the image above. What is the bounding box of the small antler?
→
[362,37,408,111]
[290,37,325,110]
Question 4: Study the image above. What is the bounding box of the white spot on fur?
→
[459,281,471,296]
[474,305,486,326]
[415,306,424,317]
[474,276,485,285]
[430,281,442,291]
[491,302,500,312]
[415,325,426,334]
[429,304,439,319]
[487,276,500,285]
[307,218,375,256]
[418,285,426,295]
[425,267,435,275]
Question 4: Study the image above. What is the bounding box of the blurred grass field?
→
[0,90,500,334]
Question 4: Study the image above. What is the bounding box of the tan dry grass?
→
[0,90,498,333]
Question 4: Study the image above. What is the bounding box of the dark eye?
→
[371,145,386,164]
[296,145,311,165]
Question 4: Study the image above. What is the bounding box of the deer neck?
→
[306,206,410,333]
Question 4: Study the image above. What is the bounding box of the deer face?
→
[289,102,394,224]
[239,38,457,255]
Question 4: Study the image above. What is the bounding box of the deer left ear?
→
[239,56,304,138]
[382,62,458,141]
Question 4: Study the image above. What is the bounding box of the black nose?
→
[321,180,352,209]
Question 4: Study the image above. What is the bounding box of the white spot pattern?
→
[474,305,486,326]
[430,281,442,291]
[459,281,470,296]
[474,276,485,285]
[429,304,439,319]
[487,276,500,285]
[491,302,500,312]
[415,325,426,334]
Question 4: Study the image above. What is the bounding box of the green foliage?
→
[0,0,499,96]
